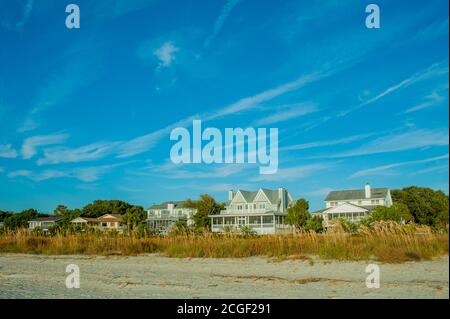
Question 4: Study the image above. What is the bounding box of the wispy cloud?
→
[305,187,334,197]
[206,72,327,120]
[37,141,121,165]
[409,164,449,176]
[251,163,332,182]
[338,61,449,117]
[118,70,330,157]
[17,43,102,132]
[203,0,241,49]
[254,102,317,126]
[21,133,68,159]
[1,0,33,31]
[8,162,133,182]
[404,85,448,114]
[146,161,248,179]
[8,169,66,181]
[350,154,449,179]
[117,116,196,158]
[71,162,131,182]
[0,144,18,158]
[317,128,448,158]
[153,41,179,68]
[281,133,374,151]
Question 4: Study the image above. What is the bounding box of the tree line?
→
[0,186,448,232]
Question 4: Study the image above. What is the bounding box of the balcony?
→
[218,208,273,215]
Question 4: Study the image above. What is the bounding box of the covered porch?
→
[210,213,290,235]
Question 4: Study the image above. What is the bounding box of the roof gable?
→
[261,188,280,205]
[322,202,370,214]
[325,188,388,201]
[254,189,272,203]
[98,214,123,221]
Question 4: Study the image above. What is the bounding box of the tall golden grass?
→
[0,222,447,263]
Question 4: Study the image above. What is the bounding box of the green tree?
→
[391,186,449,227]
[190,194,224,230]
[0,210,13,222]
[285,199,309,231]
[369,203,413,223]
[122,206,146,230]
[81,200,133,218]
[54,205,70,216]
[3,208,41,229]
[305,215,324,233]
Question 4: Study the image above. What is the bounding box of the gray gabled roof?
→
[28,216,64,222]
[235,188,283,205]
[238,190,258,202]
[260,188,280,205]
[325,188,389,201]
[148,200,192,210]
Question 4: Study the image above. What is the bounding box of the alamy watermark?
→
[65,264,80,289]
[365,264,380,288]
[170,120,278,174]
[365,4,381,29]
[65,4,80,29]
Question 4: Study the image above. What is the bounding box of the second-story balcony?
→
[217,208,275,215]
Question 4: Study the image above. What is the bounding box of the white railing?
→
[218,209,273,215]
[212,223,274,228]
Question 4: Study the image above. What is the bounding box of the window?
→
[262,216,273,224]
[224,217,234,225]
[249,216,261,224]
[237,217,246,225]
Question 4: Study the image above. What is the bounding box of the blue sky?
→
[0,0,448,212]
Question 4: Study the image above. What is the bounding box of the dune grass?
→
[0,222,448,263]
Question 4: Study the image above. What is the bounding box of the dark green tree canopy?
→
[122,206,146,230]
[369,203,412,223]
[81,200,133,218]
[189,194,224,229]
[305,215,324,233]
[285,198,310,230]
[391,186,449,227]
[2,208,44,229]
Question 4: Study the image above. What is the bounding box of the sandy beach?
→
[0,254,448,299]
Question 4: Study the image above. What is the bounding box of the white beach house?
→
[312,183,393,227]
[146,201,197,234]
[210,188,293,235]
[28,216,64,232]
